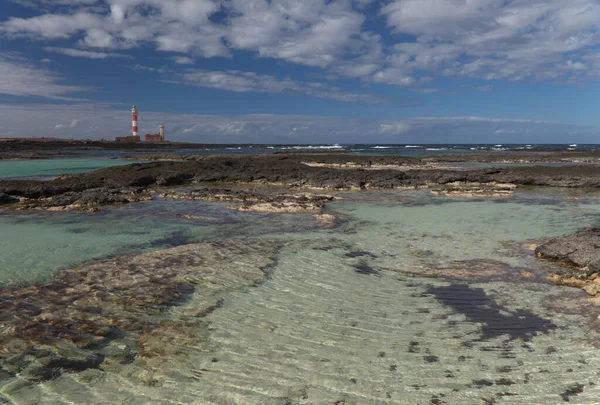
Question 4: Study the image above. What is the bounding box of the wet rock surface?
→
[535,227,600,270]
[0,239,279,383]
[536,228,600,304]
[430,182,516,198]
[19,187,152,211]
[161,188,336,212]
[3,154,600,211]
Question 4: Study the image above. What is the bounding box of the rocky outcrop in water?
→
[536,228,600,304]
[430,182,516,198]
[0,239,279,386]
[161,188,336,212]
[18,187,152,211]
[3,154,600,211]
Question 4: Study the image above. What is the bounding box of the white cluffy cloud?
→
[0,54,89,99]
[379,0,600,83]
[171,69,388,104]
[2,0,600,89]
[55,119,78,129]
[0,104,593,144]
[44,46,133,59]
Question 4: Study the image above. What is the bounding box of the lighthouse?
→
[131,105,138,136]
[114,105,142,142]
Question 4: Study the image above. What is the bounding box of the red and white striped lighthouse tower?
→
[131,105,138,137]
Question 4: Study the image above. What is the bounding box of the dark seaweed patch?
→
[354,263,379,276]
[423,355,439,363]
[472,379,494,388]
[430,395,446,404]
[345,251,378,259]
[146,230,196,248]
[560,384,584,402]
[408,341,420,353]
[25,355,104,382]
[426,284,557,342]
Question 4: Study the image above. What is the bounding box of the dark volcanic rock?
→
[4,154,600,211]
[19,187,152,211]
[536,228,600,304]
[535,227,600,271]
[0,193,18,205]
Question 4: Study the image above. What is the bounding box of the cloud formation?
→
[0,54,89,99]
[3,0,600,87]
[169,69,389,104]
[44,46,133,59]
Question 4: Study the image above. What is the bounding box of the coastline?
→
[3,152,600,211]
[1,149,600,403]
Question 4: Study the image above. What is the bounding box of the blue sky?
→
[0,0,599,143]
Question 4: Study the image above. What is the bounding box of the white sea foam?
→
[290,144,343,150]
[404,145,421,148]
[373,146,392,149]
[426,148,447,151]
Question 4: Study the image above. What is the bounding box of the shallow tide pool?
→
[1,188,600,404]
[0,158,143,179]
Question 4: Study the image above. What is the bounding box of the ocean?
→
[1,143,596,180]
[0,146,599,404]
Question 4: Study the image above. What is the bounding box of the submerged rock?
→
[405,259,539,282]
[0,239,279,381]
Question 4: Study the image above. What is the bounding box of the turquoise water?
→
[1,188,600,403]
[0,158,141,179]
[0,197,324,285]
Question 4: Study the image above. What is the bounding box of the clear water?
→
[0,158,142,179]
[1,188,600,404]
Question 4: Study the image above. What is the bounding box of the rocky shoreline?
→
[2,153,600,212]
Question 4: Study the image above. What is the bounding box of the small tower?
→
[159,125,165,141]
[131,105,138,137]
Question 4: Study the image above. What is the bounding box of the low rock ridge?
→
[430,182,516,198]
[17,187,152,212]
[3,154,600,211]
[535,228,600,304]
[160,188,336,213]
